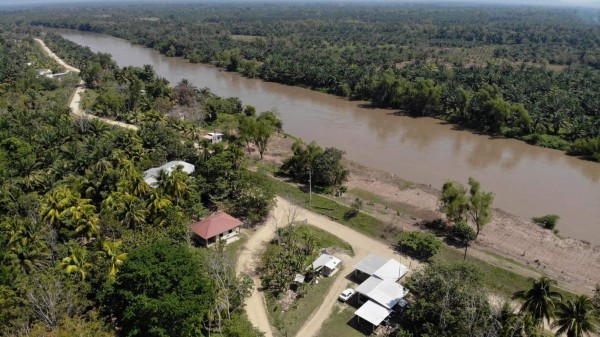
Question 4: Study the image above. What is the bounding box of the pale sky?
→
[0,0,599,8]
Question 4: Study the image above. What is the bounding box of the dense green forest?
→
[0,31,274,337]
[6,3,600,160]
[1,11,600,337]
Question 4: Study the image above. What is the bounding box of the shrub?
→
[344,197,362,219]
[398,231,442,260]
[532,214,559,230]
[452,221,476,246]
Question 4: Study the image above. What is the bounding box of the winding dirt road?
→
[35,38,139,131]
[237,197,421,337]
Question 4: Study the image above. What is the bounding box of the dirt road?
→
[36,38,139,131]
[236,197,421,337]
[34,38,80,73]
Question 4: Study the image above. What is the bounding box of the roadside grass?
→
[260,173,391,240]
[316,301,370,337]
[434,246,532,298]
[294,224,354,256]
[271,276,336,337]
[348,187,408,215]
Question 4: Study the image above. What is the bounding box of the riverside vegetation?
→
[10,3,600,161]
[0,9,599,337]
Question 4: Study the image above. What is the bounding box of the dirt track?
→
[236,197,421,337]
[36,38,139,131]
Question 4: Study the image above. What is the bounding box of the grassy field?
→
[316,301,372,337]
[270,276,336,336]
[294,224,354,256]
[258,173,393,241]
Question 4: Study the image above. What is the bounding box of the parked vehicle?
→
[339,288,355,302]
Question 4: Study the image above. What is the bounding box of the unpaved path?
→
[36,38,139,131]
[237,197,421,337]
[34,38,80,73]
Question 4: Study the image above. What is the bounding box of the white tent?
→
[355,300,392,327]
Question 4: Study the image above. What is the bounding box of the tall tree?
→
[440,181,469,224]
[513,277,563,327]
[552,295,599,337]
[467,177,494,237]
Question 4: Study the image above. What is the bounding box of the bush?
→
[344,197,362,219]
[452,221,477,246]
[532,214,559,230]
[398,231,442,260]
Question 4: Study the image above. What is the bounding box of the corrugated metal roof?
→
[355,300,392,327]
[353,253,388,275]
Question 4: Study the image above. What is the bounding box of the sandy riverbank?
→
[258,133,600,294]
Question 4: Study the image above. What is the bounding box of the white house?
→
[143,160,195,187]
[309,254,341,277]
[203,132,224,144]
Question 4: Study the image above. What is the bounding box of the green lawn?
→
[294,224,354,256]
[260,174,391,241]
[316,301,371,337]
[273,276,336,336]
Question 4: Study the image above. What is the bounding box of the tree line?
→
[6,3,600,161]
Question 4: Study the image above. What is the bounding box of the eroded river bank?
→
[58,29,600,245]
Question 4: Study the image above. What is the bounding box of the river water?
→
[59,30,600,245]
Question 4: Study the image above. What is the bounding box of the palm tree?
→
[501,311,543,337]
[552,295,599,337]
[100,240,128,280]
[39,186,76,227]
[514,277,563,327]
[60,244,92,281]
[146,191,173,226]
[4,218,50,273]
[118,192,147,228]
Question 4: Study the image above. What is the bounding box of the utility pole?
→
[309,169,312,207]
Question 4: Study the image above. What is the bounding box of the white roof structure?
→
[143,161,195,187]
[355,276,409,309]
[353,253,388,275]
[373,259,409,281]
[354,253,408,282]
[355,300,392,327]
[310,254,341,271]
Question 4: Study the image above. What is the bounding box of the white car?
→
[339,288,355,302]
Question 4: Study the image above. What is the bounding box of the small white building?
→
[38,69,52,77]
[203,132,224,144]
[309,254,341,277]
[143,160,195,187]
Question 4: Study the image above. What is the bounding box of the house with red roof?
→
[190,211,243,246]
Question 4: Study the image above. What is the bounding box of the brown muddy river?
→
[59,30,600,245]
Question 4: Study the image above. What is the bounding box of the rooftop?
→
[143,161,195,187]
[355,276,409,309]
[355,300,392,327]
[190,211,243,240]
[310,254,341,271]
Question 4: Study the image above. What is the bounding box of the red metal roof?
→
[190,211,243,240]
